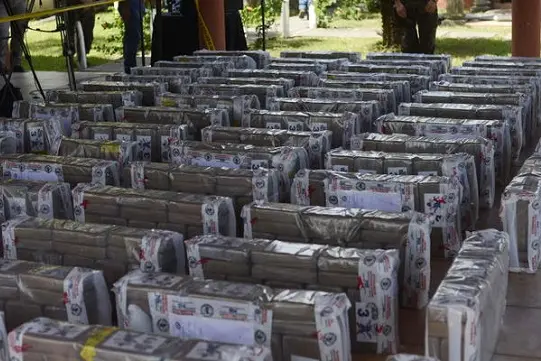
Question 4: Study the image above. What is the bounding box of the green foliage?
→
[240,0,283,48]
[94,6,152,56]
[316,0,379,27]
[315,0,336,28]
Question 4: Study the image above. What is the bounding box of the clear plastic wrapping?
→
[197,76,295,95]
[350,133,494,209]
[106,73,192,94]
[241,202,432,309]
[324,72,431,95]
[194,49,272,68]
[366,52,452,72]
[319,78,411,104]
[7,317,272,361]
[0,259,111,330]
[80,81,167,106]
[475,54,541,63]
[43,89,143,108]
[71,183,236,239]
[1,216,186,283]
[324,150,478,228]
[271,57,348,71]
[201,125,332,169]
[173,54,258,69]
[379,113,511,185]
[0,154,121,186]
[131,66,213,81]
[362,59,444,80]
[291,170,462,258]
[72,121,191,162]
[386,355,439,361]
[268,62,327,75]
[242,109,355,148]
[343,63,432,78]
[225,69,320,87]
[57,138,139,167]
[451,66,541,79]
[267,97,381,134]
[154,60,233,77]
[155,93,259,128]
[279,50,361,63]
[463,59,541,71]
[187,83,282,108]
[427,229,509,361]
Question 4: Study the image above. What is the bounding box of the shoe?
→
[299,10,306,19]
[12,65,25,73]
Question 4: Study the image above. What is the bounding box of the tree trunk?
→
[446,0,464,18]
[380,1,401,47]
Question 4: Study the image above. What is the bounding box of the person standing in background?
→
[298,0,311,19]
[66,0,96,67]
[225,0,247,51]
[119,0,144,73]
[0,0,28,72]
[394,0,438,54]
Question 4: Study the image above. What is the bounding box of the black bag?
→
[0,82,23,118]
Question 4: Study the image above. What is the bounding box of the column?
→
[512,0,541,57]
[197,0,226,50]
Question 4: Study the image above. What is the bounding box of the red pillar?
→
[198,0,226,51]
[512,0,541,57]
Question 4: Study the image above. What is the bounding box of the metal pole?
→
[140,0,145,66]
[261,0,266,50]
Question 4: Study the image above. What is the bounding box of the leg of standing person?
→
[0,1,9,72]
[395,4,421,53]
[119,0,142,74]
[81,9,95,54]
[299,0,308,18]
[9,0,28,72]
[418,2,438,54]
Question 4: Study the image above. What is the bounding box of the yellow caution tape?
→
[80,327,116,361]
[194,0,216,50]
[100,142,121,154]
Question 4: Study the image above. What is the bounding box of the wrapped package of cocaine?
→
[268,62,327,75]
[13,100,115,123]
[2,216,185,283]
[72,183,236,238]
[462,59,541,70]
[291,170,462,258]
[170,140,309,188]
[366,52,452,72]
[241,110,356,148]
[324,150,479,228]
[350,133,494,209]
[173,54,258,69]
[319,78,411,103]
[117,106,230,136]
[379,113,511,184]
[225,69,320,87]
[324,72,431,95]
[398,102,523,163]
[0,259,111,330]
[475,54,541,62]
[57,138,139,167]
[0,154,120,186]
[156,93,260,127]
[343,63,433,78]
[266,97,381,134]
[44,89,143,108]
[288,86,396,114]
[154,60,233,76]
[7,317,272,361]
[113,270,352,361]
[72,121,191,162]
[279,50,361,63]
[80,81,167,106]
[193,49,272,68]
[0,179,73,222]
[201,125,332,169]
[0,118,54,154]
[0,131,17,155]
[242,202,432,308]
[427,229,509,361]
[197,76,295,94]
[271,57,348,71]
[187,83,283,108]
[185,235,400,354]
[361,59,443,80]
[131,65,213,81]
[450,66,541,80]
[386,355,439,361]
[106,73,191,94]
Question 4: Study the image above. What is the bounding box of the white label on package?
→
[137,135,152,161]
[191,154,242,169]
[94,133,110,141]
[251,160,269,170]
[358,169,377,175]
[356,302,377,344]
[63,267,90,325]
[424,193,447,227]
[102,330,168,354]
[332,165,349,172]
[116,134,132,142]
[265,122,281,130]
[337,190,403,212]
[310,122,328,131]
[287,121,304,132]
[387,167,407,175]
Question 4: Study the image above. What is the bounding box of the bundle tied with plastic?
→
[57,138,139,168]
[268,62,327,75]
[201,125,332,169]
[198,76,295,95]
[117,106,230,136]
[271,57,349,71]
[0,259,111,330]
[324,72,431,96]
[113,270,352,361]
[343,63,432,78]
[0,154,121,186]
[43,89,143,109]
[72,121,191,162]
[324,149,479,227]
[362,59,444,80]
[366,52,452,73]
[462,59,541,71]
[0,131,17,156]
[288,86,396,114]
[0,117,60,154]
[7,317,272,361]
[279,50,361,63]
[1,216,185,284]
[475,54,541,62]
[350,133,494,209]
[319,78,411,104]
[241,110,355,148]
[193,49,271,68]
[72,183,236,238]
[0,179,73,222]
[106,73,191,94]
[266,97,381,134]
[185,235,400,354]
[155,93,259,128]
[154,60,233,77]
[13,100,115,125]
[80,81,167,106]
[225,69,320,87]
[242,202,432,309]
[173,54,258,69]
[130,65,213,81]
[291,170,462,258]
[186,83,283,108]
[386,355,440,361]
[427,229,509,361]
[379,113,511,185]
